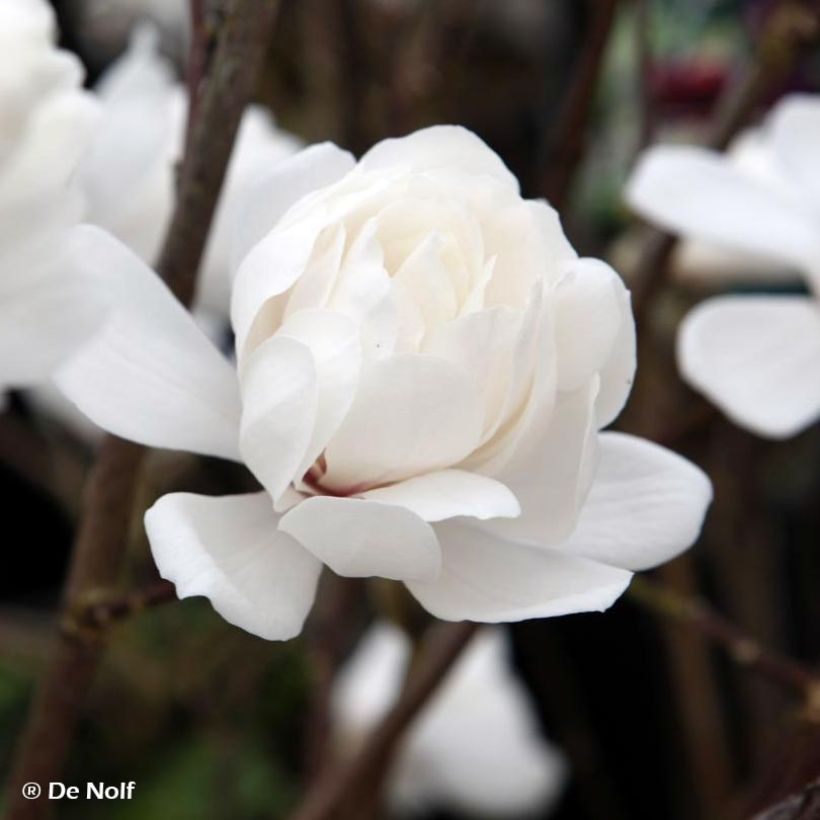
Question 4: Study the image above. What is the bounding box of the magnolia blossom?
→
[0,0,101,389]
[79,26,303,315]
[332,623,566,817]
[627,94,820,439]
[57,126,711,640]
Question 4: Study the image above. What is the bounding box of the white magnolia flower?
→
[57,126,711,639]
[79,26,303,315]
[627,94,820,439]
[0,0,101,389]
[332,622,567,817]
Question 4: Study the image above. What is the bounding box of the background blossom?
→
[0,0,101,389]
[627,94,820,439]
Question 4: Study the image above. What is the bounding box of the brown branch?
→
[2,4,280,818]
[630,0,820,321]
[64,580,178,637]
[541,0,622,208]
[288,621,479,820]
[629,577,820,712]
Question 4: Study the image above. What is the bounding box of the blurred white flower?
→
[332,623,567,818]
[0,0,102,389]
[57,127,711,640]
[79,26,303,315]
[627,93,820,439]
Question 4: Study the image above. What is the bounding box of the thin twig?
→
[541,0,622,208]
[288,621,479,820]
[3,4,280,818]
[629,577,820,714]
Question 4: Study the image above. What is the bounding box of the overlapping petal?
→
[146,492,322,640]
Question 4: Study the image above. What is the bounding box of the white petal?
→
[770,94,820,212]
[231,215,324,357]
[230,142,355,273]
[358,125,519,191]
[560,433,712,571]
[596,281,636,427]
[554,258,632,396]
[483,381,599,546]
[55,227,242,459]
[145,492,322,640]
[279,496,440,581]
[407,519,632,622]
[322,354,483,491]
[626,145,820,274]
[79,25,178,262]
[277,309,362,478]
[361,469,520,522]
[678,295,820,438]
[238,335,318,501]
[0,240,107,388]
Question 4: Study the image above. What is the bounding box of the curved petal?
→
[770,94,820,212]
[560,433,712,571]
[554,258,634,414]
[678,295,820,438]
[483,380,599,547]
[626,145,820,274]
[407,519,632,622]
[322,354,484,492]
[231,215,324,357]
[230,142,355,273]
[360,469,520,522]
[278,309,362,478]
[596,283,636,428]
[0,241,107,388]
[55,227,242,460]
[279,496,441,582]
[358,125,519,191]
[238,335,318,501]
[145,492,322,640]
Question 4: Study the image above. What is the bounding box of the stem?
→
[288,621,479,820]
[3,4,279,818]
[541,0,622,208]
[629,577,820,711]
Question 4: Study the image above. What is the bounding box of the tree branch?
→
[630,577,820,712]
[288,621,479,820]
[3,4,280,818]
[541,0,622,208]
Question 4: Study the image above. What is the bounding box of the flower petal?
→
[278,308,362,478]
[230,141,355,274]
[678,295,820,438]
[358,125,519,191]
[770,94,820,213]
[238,334,318,501]
[360,469,520,522]
[407,519,632,622]
[322,354,483,491]
[145,492,322,640]
[483,380,599,547]
[554,258,634,412]
[55,227,242,459]
[279,496,441,581]
[560,432,712,571]
[0,240,107,388]
[626,145,820,274]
